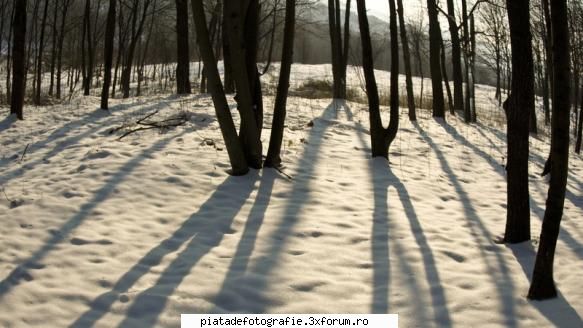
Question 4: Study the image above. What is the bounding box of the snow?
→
[1,64,582,328]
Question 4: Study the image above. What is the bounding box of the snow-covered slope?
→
[0,64,582,328]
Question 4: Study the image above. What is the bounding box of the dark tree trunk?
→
[427,0,445,118]
[34,0,50,105]
[441,38,454,114]
[175,0,191,94]
[222,2,234,94]
[191,0,248,175]
[224,0,263,168]
[461,0,471,122]
[328,0,347,99]
[542,0,553,125]
[446,0,464,114]
[121,0,151,99]
[48,0,58,96]
[504,0,533,244]
[100,0,116,110]
[576,90,583,153]
[10,0,27,120]
[265,0,296,168]
[81,0,94,96]
[356,0,398,159]
[528,0,571,300]
[56,0,71,100]
[396,0,416,121]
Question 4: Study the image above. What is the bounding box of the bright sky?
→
[340,0,425,21]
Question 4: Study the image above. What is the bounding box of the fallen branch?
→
[19,143,30,163]
[113,110,189,140]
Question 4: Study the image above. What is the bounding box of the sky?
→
[337,0,425,22]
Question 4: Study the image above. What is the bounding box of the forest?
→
[1,0,582,327]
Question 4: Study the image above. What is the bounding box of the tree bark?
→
[35,0,50,105]
[356,0,398,159]
[427,0,445,118]
[191,0,248,175]
[224,0,263,168]
[175,0,191,94]
[10,0,27,120]
[101,0,116,110]
[445,0,464,114]
[396,0,416,121]
[504,0,533,244]
[265,0,296,168]
[528,0,571,300]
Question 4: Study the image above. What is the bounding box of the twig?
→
[273,166,294,180]
[19,144,30,163]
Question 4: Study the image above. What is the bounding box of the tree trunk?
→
[100,0,116,110]
[10,0,27,120]
[191,0,248,175]
[576,90,583,153]
[528,0,571,300]
[396,0,416,121]
[224,0,263,168]
[441,38,454,114]
[56,0,71,100]
[328,0,346,99]
[542,0,553,125]
[81,0,94,96]
[48,0,58,96]
[504,0,533,244]
[356,0,398,159]
[446,0,464,114]
[265,0,296,168]
[427,0,445,118]
[175,0,191,94]
[222,2,235,94]
[34,0,50,105]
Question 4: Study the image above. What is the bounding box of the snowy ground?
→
[0,65,582,327]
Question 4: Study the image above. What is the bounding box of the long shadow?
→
[414,121,518,327]
[0,131,186,300]
[210,170,276,312]
[352,114,450,324]
[531,183,583,259]
[507,242,583,325]
[475,121,583,210]
[0,99,171,179]
[71,173,258,328]
[0,114,17,134]
[208,100,340,313]
[440,121,583,259]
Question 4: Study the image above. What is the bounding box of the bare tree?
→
[100,0,116,109]
[528,0,571,300]
[356,0,398,159]
[10,0,27,120]
[396,0,416,121]
[175,0,191,94]
[191,0,248,175]
[503,0,533,243]
[328,0,350,99]
[265,0,296,168]
[426,0,445,118]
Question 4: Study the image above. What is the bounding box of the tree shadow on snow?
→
[415,120,519,327]
[440,121,583,262]
[506,242,583,326]
[207,100,340,314]
[0,114,17,134]
[71,172,260,328]
[349,109,451,326]
[0,98,173,178]
[0,130,187,300]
